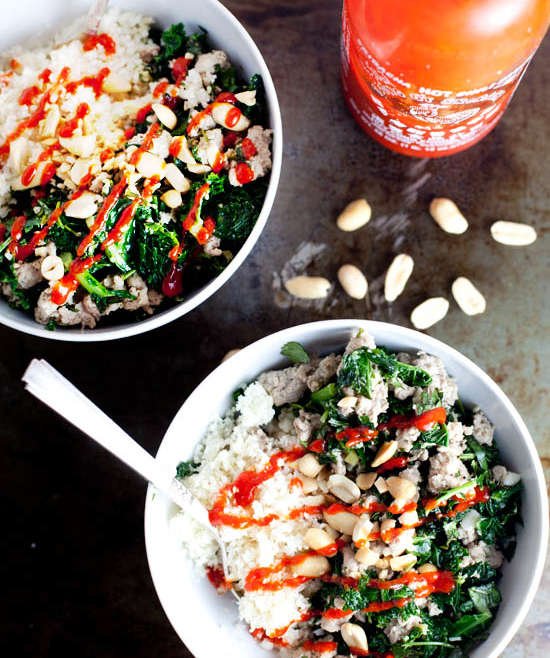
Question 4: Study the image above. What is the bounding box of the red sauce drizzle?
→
[129,121,162,165]
[135,103,152,124]
[369,570,455,599]
[171,57,190,84]
[182,183,210,232]
[206,566,231,592]
[82,33,117,56]
[51,255,102,305]
[240,137,257,159]
[225,106,242,128]
[376,456,409,473]
[152,80,169,98]
[58,102,90,138]
[19,85,41,106]
[235,162,255,185]
[101,198,139,250]
[20,142,59,187]
[245,551,317,592]
[100,148,115,163]
[65,67,110,98]
[424,485,489,514]
[38,68,52,84]
[301,640,338,653]
[308,438,325,453]
[336,426,379,448]
[161,261,184,298]
[378,407,447,432]
[77,177,127,256]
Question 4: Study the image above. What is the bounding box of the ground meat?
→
[445,421,467,456]
[472,409,494,445]
[343,330,376,355]
[247,125,272,178]
[427,451,470,494]
[461,540,504,569]
[258,364,313,406]
[35,288,98,327]
[204,235,222,256]
[14,261,43,289]
[384,615,425,644]
[355,373,389,425]
[457,509,481,544]
[293,410,321,443]
[306,354,341,392]
[400,464,422,485]
[194,50,229,86]
[391,380,415,400]
[123,273,151,312]
[396,427,420,452]
[411,352,458,408]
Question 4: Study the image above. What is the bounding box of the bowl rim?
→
[144,318,549,658]
[0,0,283,342]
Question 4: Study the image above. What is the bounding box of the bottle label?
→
[341,6,530,155]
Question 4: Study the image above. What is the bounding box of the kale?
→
[212,179,266,243]
[186,28,208,56]
[310,383,338,405]
[134,211,179,289]
[415,389,444,414]
[151,24,207,76]
[337,347,374,397]
[468,583,501,614]
[176,460,199,478]
[448,612,492,640]
[242,74,267,124]
[46,213,84,252]
[0,260,32,311]
[281,341,310,364]
[461,562,497,585]
[415,423,449,449]
[76,268,134,312]
[365,347,432,387]
[159,23,188,60]
[215,64,238,91]
[103,200,136,273]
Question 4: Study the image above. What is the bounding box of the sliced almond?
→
[11,161,54,191]
[296,474,319,494]
[164,163,190,193]
[451,277,486,316]
[152,103,178,130]
[384,254,414,303]
[304,528,334,552]
[323,508,357,536]
[59,135,96,158]
[291,554,330,578]
[371,441,398,468]
[410,297,449,330]
[161,189,182,209]
[70,158,97,186]
[187,162,211,175]
[337,395,357,412]
[336,198,371,232]
[39,105,61,138]
[417,563,438,574]
[7,137,30,174]
[490,220,537,246]
[135,151,166,179]
[338,264,368,300]
[296,453,323,479]
[390,554,417,571]
[386,476,417,501]
[328,474,361,503]
[375,557,390,569]
[399,509,420,527]
[284,275,331,299]
[341,623,368,652]
[356,472,377,490]
[211,102,250,131]
[235,90,257,106]
[64,191,100,219]
[429,197,469,234]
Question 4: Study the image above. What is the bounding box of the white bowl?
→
[145,319,548,658]
[0,0,282,341]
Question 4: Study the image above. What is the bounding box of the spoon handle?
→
[23,359,175,496]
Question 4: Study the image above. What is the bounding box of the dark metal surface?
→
[1,2,548,656]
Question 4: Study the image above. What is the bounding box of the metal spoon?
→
[22,359,236,594]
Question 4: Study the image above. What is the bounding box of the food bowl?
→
[0,0,282,341]
[144,319,548,658]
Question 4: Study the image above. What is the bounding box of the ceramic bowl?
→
[144,319,548,658]
[0,0,282,341]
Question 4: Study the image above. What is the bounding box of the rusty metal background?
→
[0,1,548,656]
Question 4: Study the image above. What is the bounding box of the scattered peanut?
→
[187,162,211,175]
[39,106,61,138]
[284,275,331,300]
[11,161,53,190]
[380,519,396,538]
[352,516,374,545]
[356,472,377,490]
[371,441,398,468]
[374,476,388,494]
[410,297,449,330]
[328,474,361,503]
[375,557,390,569]
[40,255,64,281]
[102,72,131,94]
[161,189,182,209]
[235,90,257,106]
[338,395,357,412]
[399,509,420,527]
[386,476,417,501]
[70,158,96,186]
[390,554,417,571]
[152,103,178,130]
[64,191,100,219]
[336,199,372,232]
[429,197,469,234]
[291,554,330,578]
[297,453,323,478]
[341,623,369,652]
[490,220,537,246]
[295,474,319,494]
[221,348,240,362]
[169,136,196,165]
[59,135,96,158]
[417,563,438,574]
[338,264,368,300]
[355,546,378,566]
[135,151,166,180]
[164,163,190,193]
[7,137,29,174]
[304,528,334,552]
[384,254,414,302]
[323,508,357,535]
[451,277,486,316]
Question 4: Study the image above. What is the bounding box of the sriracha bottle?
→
[341,0,550,157]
